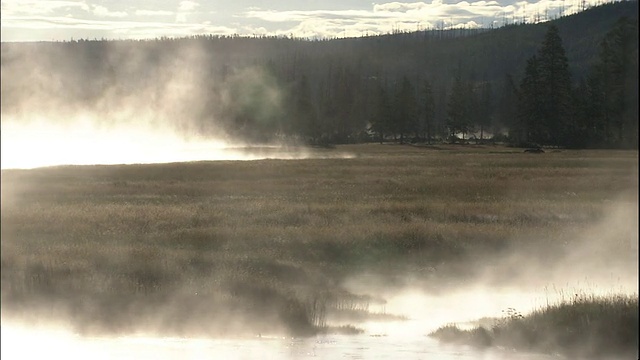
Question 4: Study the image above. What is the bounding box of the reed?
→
[429,291,639,358]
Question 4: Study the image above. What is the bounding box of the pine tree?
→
[537,24,573,146]
[393,76,418,143]
[370,80,392,143]
[571,77,609,148]
[517,55,545,145]
[447,73,473,142]
[421,79,436,144]
[588,17,638,148]
[473,81,493,142]
[292,75,319,143]
[516,25,572,147]
[496,74,518,144]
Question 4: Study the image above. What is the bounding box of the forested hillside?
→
[1,1,637,148]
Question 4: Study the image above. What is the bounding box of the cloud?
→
[243,9,387,23]
[178,0,200,12]
[2,15,117,30]
[92,5,127,18]
[243,2,498,38]
[135,9,175,16]
[242,0,599,38]
[176,0,200,23]
[373,2,429,12]
[1,0,90,16]
[1,15,236,38]
[0,0,609,41]
[242,1,509,37]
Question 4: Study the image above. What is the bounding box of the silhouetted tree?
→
[537,25,573,146]
[292,75,320,143]
[475,81,493,142]
[370,80,393,143]
[392,76,418,143]
[516,56,545,145]
[587,17,638,148]
[447,73,473,142]
[516,25,573,147]
[420,79,436,144]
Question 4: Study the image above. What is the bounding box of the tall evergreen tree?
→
[447,73,473,141]
[476,81,493,142]
[571,78,600,148]
[434,84,449,141]
[393,76,418,143]
[516,25,573,147]
[292,75,320,143]
[497,74,518,143]
[370,80,392,143]
[517,56,545,145]
[537,24,573,146]
[333,65,358,142]
[588,17,638,148]
[421,79,436,144]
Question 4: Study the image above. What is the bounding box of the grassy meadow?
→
[1,144,638,342]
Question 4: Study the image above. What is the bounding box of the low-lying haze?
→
[1,37,352,169]
[0,118,354,169]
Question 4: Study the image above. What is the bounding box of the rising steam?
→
[0,117,353,169]
[342,195,638,338]
[1,41,353,169]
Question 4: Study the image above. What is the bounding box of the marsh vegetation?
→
[430,292,638,358]
[1,144,637,357]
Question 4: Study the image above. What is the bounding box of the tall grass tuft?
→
[429,292,639,359]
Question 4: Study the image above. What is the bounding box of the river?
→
[5,284,631,359]
[1,320,561,360]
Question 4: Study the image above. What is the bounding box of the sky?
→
[1,0,604,42]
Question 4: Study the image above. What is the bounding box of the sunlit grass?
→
[429,292,639,359]
[1,144,637,337]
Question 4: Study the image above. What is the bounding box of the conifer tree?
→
[475,81,493,142]
[516,25,572,147]
[293,75,319,143]
[370,80,392,143]
[393,76,418,143]
[537,24,573,146]
[421,79,436,144]
[497,74,518,143]
[588,17,638,148]
[517,56,545,145]
[447,73,473,142]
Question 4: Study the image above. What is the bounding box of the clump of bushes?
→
[429,293,639,359]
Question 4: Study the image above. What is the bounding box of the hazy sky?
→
[1,0,600,42]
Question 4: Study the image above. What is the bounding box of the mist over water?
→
[3,284,619,360]
[1,285,633,360]
[0,117,354,169]
[3,242,636,360]
[1,318,559,360]
[1,40,355,170]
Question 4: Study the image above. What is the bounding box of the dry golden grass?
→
[1,144,637,336]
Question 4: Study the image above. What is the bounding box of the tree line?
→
[1,1,637,149]
[511,19,637,148]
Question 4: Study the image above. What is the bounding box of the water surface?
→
[2,320,561,360]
